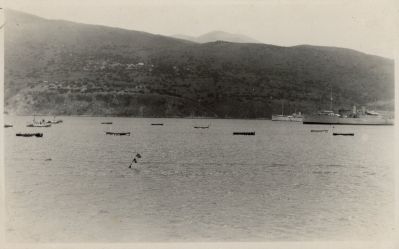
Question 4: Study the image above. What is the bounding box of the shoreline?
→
[3,114,273,121]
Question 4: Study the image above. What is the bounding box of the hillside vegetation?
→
[5,10,394,118]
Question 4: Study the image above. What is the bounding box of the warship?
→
[303,107,394,125]
[303,87,394,125]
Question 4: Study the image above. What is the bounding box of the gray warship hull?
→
[303,115,394,125]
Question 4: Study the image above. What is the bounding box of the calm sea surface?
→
[4,116,395,242]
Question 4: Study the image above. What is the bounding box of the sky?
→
[3,0,398,58]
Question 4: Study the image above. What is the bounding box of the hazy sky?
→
[4,0,397,58]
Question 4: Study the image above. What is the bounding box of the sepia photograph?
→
[1,0,397,248]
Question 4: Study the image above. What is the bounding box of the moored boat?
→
[271,113,303,122]
[333,132,354,136]
[310,129,328,132]
[47,120,63,124]
[16,133,43,137]
[46,116,63,124]
[27,123,52,127]
[233,131,255,135]
[105,131,130,136]
[271,100,303,122]
[194,125,209,129]
[27,116,52,127]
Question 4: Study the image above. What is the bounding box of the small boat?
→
[16,133,43,137]
[233,131,255,136]
[27,115,52,127]
[105,131,130,136]
[151,123,164,126]
[46,120,62,124]
[194,125,209,129]
[101,122,113,124]
[271,101,303,122]
[311,129,328,132]
[333,132,354,136]
[4,124,13,128]
[27,123,51,127]
[46,116,63,124]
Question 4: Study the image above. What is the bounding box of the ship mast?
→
[330,86,333,111]
[281,100,284,115]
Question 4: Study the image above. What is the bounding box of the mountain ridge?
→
[4,10,394,118]
[173,30,260,44]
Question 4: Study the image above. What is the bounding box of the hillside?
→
[4,10,395,118]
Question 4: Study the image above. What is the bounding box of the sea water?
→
[4,116,395,242]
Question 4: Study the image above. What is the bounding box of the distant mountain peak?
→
[172,30,259,44]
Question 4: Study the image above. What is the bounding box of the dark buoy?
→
[129,156,138,169]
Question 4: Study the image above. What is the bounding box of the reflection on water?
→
[4,116,395,242]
